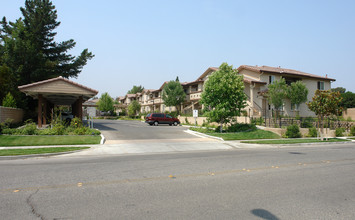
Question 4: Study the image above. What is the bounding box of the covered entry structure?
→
[18,76,98,127]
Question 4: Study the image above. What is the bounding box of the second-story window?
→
[291,103,299,111]
[269,75,275,84]
[317,81,325,90]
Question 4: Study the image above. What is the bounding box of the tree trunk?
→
[320,115,324,141]
[219,118,224,133]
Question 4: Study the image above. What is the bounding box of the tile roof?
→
[243,75,267,84]
[196,67,219,81]
[238,65,335,81]
[126,94,136,98]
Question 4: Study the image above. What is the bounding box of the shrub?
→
[241,110,248,117]
[1,128,17,135]
[185,117,189,124]
[70,117,83,128]
[73,126,89,135]
[90,129,101,135]
[350,126,355,136]
[38,128,56,135]
[285,124,301,138]
[335,127,346,137]
[119,110,126,116]
[251,117,264,125]
[20,123,38,135]
[227,123,257,132]
[308,127,317,137]
[167,111,178,118]
[52,123,66,135]
[300,117,315,128]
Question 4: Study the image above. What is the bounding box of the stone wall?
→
[0,106,24,123]
[343,108,355,120]
[178,116,251,126]
[261,127,335,138]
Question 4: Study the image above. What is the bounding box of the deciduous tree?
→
[287,81,308,116]
[162,80,185,114]
[340,91,355,108]
[307,90,342,140]
[127,85,144,94]
[331,87,346,94]
[128,100,141,117]
[267,78,287,117]
[201,63,247,132]
[97,93,114,113]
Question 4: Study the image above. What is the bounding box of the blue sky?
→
[2,0,355,97]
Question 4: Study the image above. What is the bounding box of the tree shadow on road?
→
[251,209,280,220]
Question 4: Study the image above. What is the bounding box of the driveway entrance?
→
[94,119,201,143]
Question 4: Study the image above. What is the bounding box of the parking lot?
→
[93,119,202,143]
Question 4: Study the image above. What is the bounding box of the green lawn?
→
[206,130,280,140]
[118,117,142,121]
[0,135,101,147]
[0,147,90,156]
[241,138,350,144]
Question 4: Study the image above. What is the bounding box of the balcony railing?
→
[190,91,202,100]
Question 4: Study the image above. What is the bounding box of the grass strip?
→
[241,138,350,144]
[0,135,101,147]
[205,130,280,140]
[0,147,90,156]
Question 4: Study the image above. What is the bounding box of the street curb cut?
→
[185,129,224,141]
[0,148,91,160]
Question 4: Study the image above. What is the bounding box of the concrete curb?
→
[185,129,224,141]
[186,128,355,148]
[100,134,105,144]
[0,147,91,160]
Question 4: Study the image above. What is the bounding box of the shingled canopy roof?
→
[18,76,98,105]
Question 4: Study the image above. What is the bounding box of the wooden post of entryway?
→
[43,98,47,126]
[38,94,43,128]
[78,96,83,120]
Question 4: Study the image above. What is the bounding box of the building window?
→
[269,75,275,84]
[291,103,299,111]
[284,77,300,85]
[317,81,325,90]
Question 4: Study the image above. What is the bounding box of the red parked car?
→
[145,113,180,126]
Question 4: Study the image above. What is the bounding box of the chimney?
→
[326,74,328,78]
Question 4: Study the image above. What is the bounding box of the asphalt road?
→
[1,143,355,219]
[93,119,197,143]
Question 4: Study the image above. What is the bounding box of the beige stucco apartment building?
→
[117,65,335,118]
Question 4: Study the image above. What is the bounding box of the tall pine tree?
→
[0,0,94,109]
